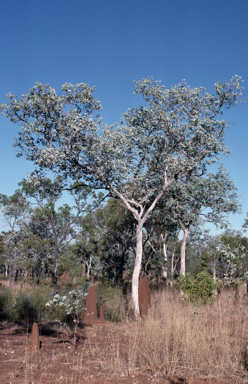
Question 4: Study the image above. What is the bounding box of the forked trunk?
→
[180,227,189,276]
[86,256,93,278]
[131,222,143,319]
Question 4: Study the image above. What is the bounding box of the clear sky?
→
[0,0,247,234]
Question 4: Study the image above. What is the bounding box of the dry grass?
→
[101,287,248,381]
[2,283,248,383]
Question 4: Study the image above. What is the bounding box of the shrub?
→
[46,282,92,347]
[0,287,15,321]
[32,286,51,322]
[14,292,38,324]
[95,282,127,322]
[177,271,216,304]
[13,286,52,324]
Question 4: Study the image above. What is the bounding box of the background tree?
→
[166,165,241,276]
[16,226,53,283]
[94,198,137,283]
[143,211,179,284]
[0,191,30,283]
[220,229,248,282]
[0,233,7,276]
[1,76,244,316]
[70,212,102,278]
[19,174,103,280]
[191,230,223,282]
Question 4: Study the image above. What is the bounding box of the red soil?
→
[0,322,238,384]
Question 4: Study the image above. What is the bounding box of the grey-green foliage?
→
[46,281,92,346]
[164,165,240,275]
[70,211,104,278]
[188,228,248,282]
[1,77,244,202]
[216,231,246,284]
[167,165,240,230]
[0,191,31,278]
[141,162,240,278]
[1,76,244,313]
[18,174,104,276]
[46,281,92,320]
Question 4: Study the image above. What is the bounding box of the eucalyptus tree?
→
[0,233,8,276]
[194,229,247,283]
[220,229,248,281]
[19,174,103,278]
[166,165,241,276]
[16,211,55,281]
[1,76,244,316]
[143,211,179,283]
[70,211,103,278]
[0,191,30,283]
[95,198,137,283]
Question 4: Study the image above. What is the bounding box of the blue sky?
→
[0,0,247,234]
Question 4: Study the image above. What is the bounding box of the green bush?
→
[74,276,90,288]
[14,292,38,324]
[32,286,51,322]
[95,282,127,322]
[177,271,216,304]
[0,287,15,321]
[12,286,53,324]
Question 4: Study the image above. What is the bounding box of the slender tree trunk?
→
[131,222,143,318]
[161,233,168,284]
[170,250,175,287]
[180,227,189,276]
[53,246,58,275]
[13,263,18,284]
[86,264,90,278]
[9,265,12,286]
[212,261,216,284]
[85,256,92,278]
[51,246,58,284]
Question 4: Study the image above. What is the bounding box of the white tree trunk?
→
[161,233,168,281]
[170,250,175,287]
[86,256,93,277]
[131,222,143,319]
[212,261,216,284]
[180,227,189,276]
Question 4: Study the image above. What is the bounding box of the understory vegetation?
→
[1,280,248,382]
[108,286,248,380]
[0,277,127,325]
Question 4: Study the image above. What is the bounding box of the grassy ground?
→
[0,280,248,383]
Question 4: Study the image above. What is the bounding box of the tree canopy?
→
[1,76,244,316]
